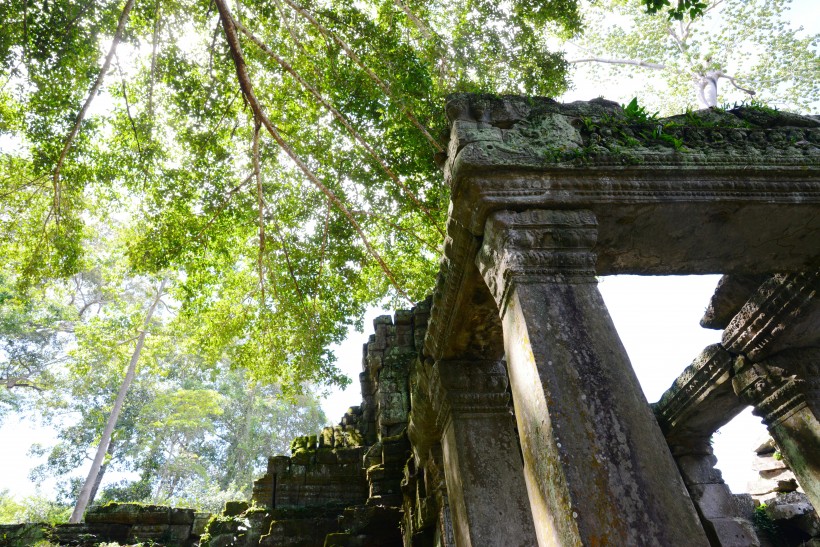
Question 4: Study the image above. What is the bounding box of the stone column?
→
[432,359,536,547]
[733,355,820,509]
[476,209,708,547]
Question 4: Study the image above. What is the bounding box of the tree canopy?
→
[0,0,581,390]
[564,0,818,112]
[1,0,817,524]
[1,0,816,393]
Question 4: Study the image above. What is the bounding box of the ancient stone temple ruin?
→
[197,95,820,547]
[3,95,817,547]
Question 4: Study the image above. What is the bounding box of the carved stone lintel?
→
[423,215,504,362]
[476,209,598,312]
[722,271,820,362]
[763,348,820,417]
[654,344,745,440]
[700,274,771,330]
[732,356,807,427]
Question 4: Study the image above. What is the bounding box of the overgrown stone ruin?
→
[0,503,210,546]
[199,95,820,546]
[2,94,818,546]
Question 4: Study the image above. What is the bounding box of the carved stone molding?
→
[758,348,820,417]
[429,360,510,432]
[425,218,479,360]
[654,344,744,440]
[476,209,598,311]
[407,358,439,468]
[732,356,807,427]
[700,274,771,330]
[722,271,820,362]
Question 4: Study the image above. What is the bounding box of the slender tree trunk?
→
[87,439,116,507]
[153,439,177,501]
[69,279,167,523]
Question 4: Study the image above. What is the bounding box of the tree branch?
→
[148,0,162,120]
[568,57,665,70]
[271,0,311,60]
[235,19,444,238]
[667,24,688,56]
[192,173,254,242]
[252,122,266,305]
[280,0,443,153]
[725,74,756,97]
[393,0,433,40]
[314,198,330,297]
[350,209,439,253]
[214,0,412,303]
[52,0,136,223]
[268,211,313,317]
[3,377,45,391]
[115,54,142,156]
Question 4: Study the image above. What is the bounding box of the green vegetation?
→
[0,491,71,525]
[0,0,581,519]
[752,504,786,546]
[0,0,815,526]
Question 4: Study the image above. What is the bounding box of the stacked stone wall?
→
[0,503,210,547]
[205,301,429,547]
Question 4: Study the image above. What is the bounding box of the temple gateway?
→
[242,95,820,547]
[5,94,817,546]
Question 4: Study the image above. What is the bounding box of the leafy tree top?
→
[0,0,580,389]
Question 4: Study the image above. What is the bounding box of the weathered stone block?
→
[764,492,818,521]
[395,323,413,347]
[700,274,770,330]
[701,517,760,547]
[192,512,212,536]
[336,446,364,463]
[263,517,340,547]
[291,449,313,465]
[377,392,409,426]
[54,523,131,545]
[689,483,743,519]
[676,453,724,485]
[732,494,756,520]
[224,500,249,517]
[752,454,788,472]
[0,524,49,546]
[86,503,176,525]
[129,523,191,544]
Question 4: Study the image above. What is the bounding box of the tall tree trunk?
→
[153,440,176,501]
[87,438,116,507]
[69,279,167,523]
[695,72,721,108]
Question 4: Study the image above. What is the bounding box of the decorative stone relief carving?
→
[733,356,807,428]
[655,344,745,441]
[476,209,598,311]
[430,360,510,429]
[722,271,820,362]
